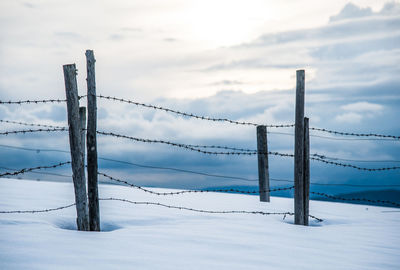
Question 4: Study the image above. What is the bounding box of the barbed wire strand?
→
[311,153,400,163]
[310,127,400,140]
[97,131,293,157]
[0,96,86,105]
[0,161,71,178]
[99,197,323,222]
[0,128,67,136]
[270,131,399,141]
[97,131,400,171]
[98,171,294,196]
[0,197,323,222]
[0,203,76,214]
[310,157,400,171]
[0,123,398,163]
[97,95,294,128]
[1,144,399,186]
[96,95,400,139]
[0,119,66,129]
[1,126,398,167]
[2,118,396,142]
[0,99,66,105]
[2,96,398,139]
[0,166,71,178]
[310,191,400,208]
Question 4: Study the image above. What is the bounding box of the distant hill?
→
[202,186,400,208]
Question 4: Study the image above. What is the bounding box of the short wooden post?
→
[79,107,86,163]
[294,70,305,225]
[63,64,89,231]
[303,117,310,226]
[257,125,270,202]
[86,50,100,231]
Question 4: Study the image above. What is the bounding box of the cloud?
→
[329,1,400,22]
[341,101,383,112]
[335,112,363,123]
[335,101,384,123]
[200,2,400,95]
[209,80,244,86]
[329,3,373,22]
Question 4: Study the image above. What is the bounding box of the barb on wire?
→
[0,119,65,129]
[99,197,323,222]
[97,94,294,128]
[0,128,67,136]
[310,127,400,140]
[0,203,76,214]
[0,161,71,178]
[98,171,294,196]
[310,191,400,208]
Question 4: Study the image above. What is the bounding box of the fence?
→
[1,50,399,231]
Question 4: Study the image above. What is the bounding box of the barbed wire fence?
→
[1,53,399,231]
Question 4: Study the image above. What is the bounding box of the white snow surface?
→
[0,178,399,270]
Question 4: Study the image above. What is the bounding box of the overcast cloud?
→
[0,1,399,194]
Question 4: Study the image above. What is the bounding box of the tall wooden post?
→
[257,125,270,202]
[294,70,305,225]
[63,64,89,231]
[303,117,310,226]
[86,50,100,231]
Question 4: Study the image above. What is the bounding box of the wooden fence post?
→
[79,107,86,163]
[303,117,310,226]
[257,125,270,202]
[294,69,305,225]
[63,64,89,231]
[86,50,100,231]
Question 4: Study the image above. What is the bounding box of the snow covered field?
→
[0,178,399,270]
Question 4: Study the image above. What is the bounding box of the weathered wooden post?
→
[86,50,100,231]
[63,64,89,231]
[294,69,305,225]
[79,107,86,163]
[257,125,270,202]
[303,117,310,225]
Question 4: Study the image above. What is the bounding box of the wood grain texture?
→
[294,70,305,225]
[257,125,270,202]
[79,107,86,164]
[86,50,100,231]
[63,64,89,231]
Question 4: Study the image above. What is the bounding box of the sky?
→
[0,0,399,195]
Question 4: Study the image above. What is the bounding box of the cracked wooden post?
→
[63,64,89,231]
[86,50,100,231]
[257,125,270,202]
[303,117,310,226]
[294,69,305,225]
[79,107,86,164]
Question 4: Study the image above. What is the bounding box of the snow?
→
[0,178,399,270]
